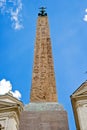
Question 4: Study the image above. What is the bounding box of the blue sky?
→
[0,0,87,129]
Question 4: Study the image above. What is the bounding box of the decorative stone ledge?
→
[24,102,64,111]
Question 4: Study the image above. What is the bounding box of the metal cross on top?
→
[38,7,47,16]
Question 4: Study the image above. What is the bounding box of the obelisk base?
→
[19,103,69,130]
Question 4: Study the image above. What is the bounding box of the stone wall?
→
[19,111,69,130]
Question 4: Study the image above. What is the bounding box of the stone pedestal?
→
[19,103,69,130]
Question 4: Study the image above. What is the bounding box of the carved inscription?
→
[30,16,57,102]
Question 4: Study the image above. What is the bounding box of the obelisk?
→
[30,7,57,102]
[19,7,69,130]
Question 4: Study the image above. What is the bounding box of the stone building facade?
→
[0,94,23,130]
[71,81,87,130]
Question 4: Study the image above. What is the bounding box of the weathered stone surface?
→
[0,94,23,130]
[71,81,87,130]
[30,16,57,102]
[24,102,64,111]
[19,111,69,130]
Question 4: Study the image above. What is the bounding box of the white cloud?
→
[10,90,21,99]
[0,79,12,95]
[83,14,87,22]
[0,79,21,100]
[0,0,23,30]
[10,0,23,30]
[83,8,87,22]
[85,8,87,13]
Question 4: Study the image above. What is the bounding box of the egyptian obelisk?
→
[30,7,57,102]
[19,7,69,130]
